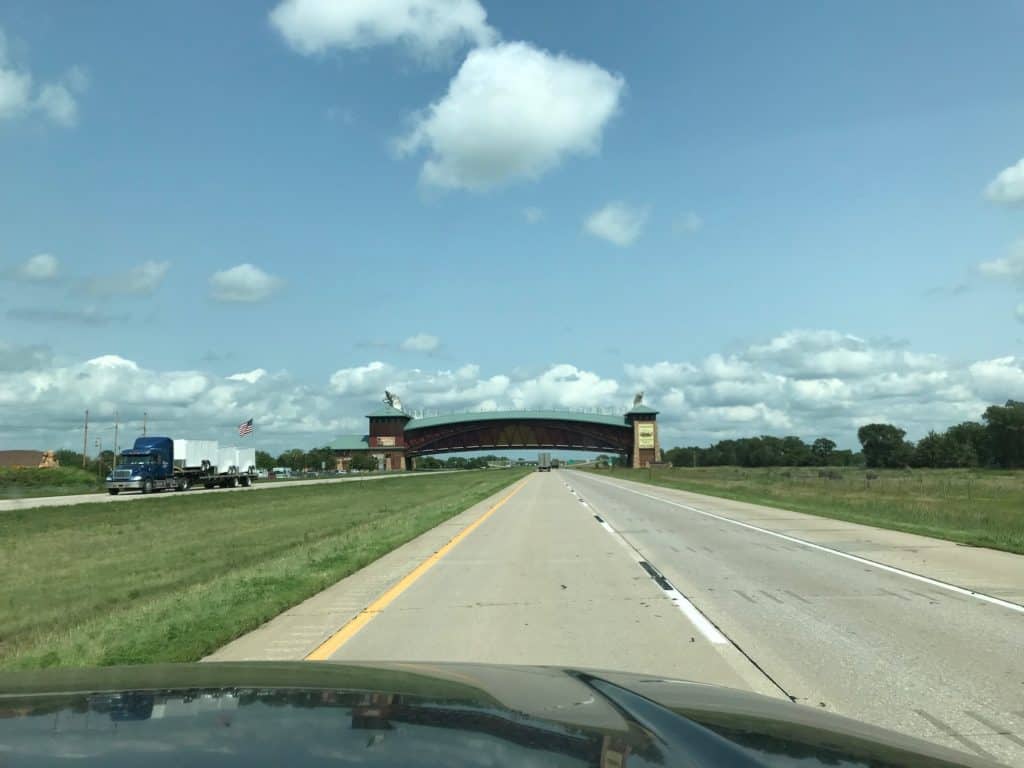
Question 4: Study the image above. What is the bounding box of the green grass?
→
[584,466,1024,554]
[0,466,104,499]
[0,469,528,670]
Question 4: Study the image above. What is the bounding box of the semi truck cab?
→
[107,437,176,494]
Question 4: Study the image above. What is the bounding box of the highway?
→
[211,470,1024,766]
[0,470,455,513]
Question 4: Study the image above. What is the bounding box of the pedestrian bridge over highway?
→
[330,398,662,470]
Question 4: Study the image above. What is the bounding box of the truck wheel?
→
[143,480,153,494]
[240,476,251,487]
[108,489,119,495]
[178,479,190,492]
[229,477,239,488]
[204,483,215,490]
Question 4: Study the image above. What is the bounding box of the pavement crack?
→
[964,711,1024,748]
[914,710,999,761]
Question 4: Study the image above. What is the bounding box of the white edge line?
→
[577,487,731,645]
[582,474,1024,616]
[665,588,729,645]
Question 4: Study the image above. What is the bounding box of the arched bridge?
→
[403,411,632,456]
[330,402,661,470]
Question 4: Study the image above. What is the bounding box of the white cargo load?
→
[217,446,256,474]
[236,448,256,473]
[217,447,238,473]
[174,439,219,469]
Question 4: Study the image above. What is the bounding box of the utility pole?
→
[95,437,102,478]
[692,449,697,469]
[113,410,119,458]
[143,411,147,437]
[82,410,89,467]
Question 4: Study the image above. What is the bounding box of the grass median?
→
[584,466,1024,554]
[1,469,529,670]
[0,467,103,499]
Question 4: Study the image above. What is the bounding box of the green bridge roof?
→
[329,435,370,450]
[403,410,629,431]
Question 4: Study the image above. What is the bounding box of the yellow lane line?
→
[305,476,532,661]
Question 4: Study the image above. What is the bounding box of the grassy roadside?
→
[1,469,528,670]
[0,467,104,499]
[582,466,1024,554]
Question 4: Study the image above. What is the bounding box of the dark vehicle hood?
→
[0,661,1000,767]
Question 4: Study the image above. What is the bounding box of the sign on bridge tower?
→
[625,392,661,468]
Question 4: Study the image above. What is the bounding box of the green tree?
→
[349,453,379,471]
[305,445,336,472]
[912,432,950,468]
[255,450,275,470]
[276,448,306,471]
[811,438,836,466]
[781,436,812,466]
[982,400,1024,468]
[857,423,913,468]
[945,421,989,466]
[55,449,85,468]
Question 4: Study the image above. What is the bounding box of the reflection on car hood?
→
[0,661,1000,767]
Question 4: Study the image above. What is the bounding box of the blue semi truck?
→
[105,436,256,495]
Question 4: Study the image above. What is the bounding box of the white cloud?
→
[0,351,362,452]
[583,202,647,246]
[226,369,268,384]
[1016,304,1024,323]
[269,0,495,57]
[4,329,1022,454]
[968,356,1024,401]
[82,260,170,296]
[35,82,76,126]
[673,211,702,234]
[401,333,440,352]
[397,42,624,190]
[985,157,1024,205]
[0,29,84,126]
[624,329,1011,445]
[523,206,544,224]
[209,264,282,303]
[745,329,941,379]
[0,67,31,121]
[508,364,619,409]
[15,253,58,281]
[329,361,395,396]
[978,240,1024,284]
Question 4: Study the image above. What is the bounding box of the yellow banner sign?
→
[637,422,655,449]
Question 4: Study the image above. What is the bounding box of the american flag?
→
[238,418,254,437]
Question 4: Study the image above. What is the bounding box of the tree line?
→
[663,400,1024,470]
[855,400,1023,469]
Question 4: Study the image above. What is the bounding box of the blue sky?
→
[2,1,1023,452]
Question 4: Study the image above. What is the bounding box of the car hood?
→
[0,661,1001,767]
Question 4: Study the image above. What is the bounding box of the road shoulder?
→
[205,478,523,662]
[576,471,1024,606]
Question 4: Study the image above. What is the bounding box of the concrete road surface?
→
[211,470,1024,766]
[0,470,456,513]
